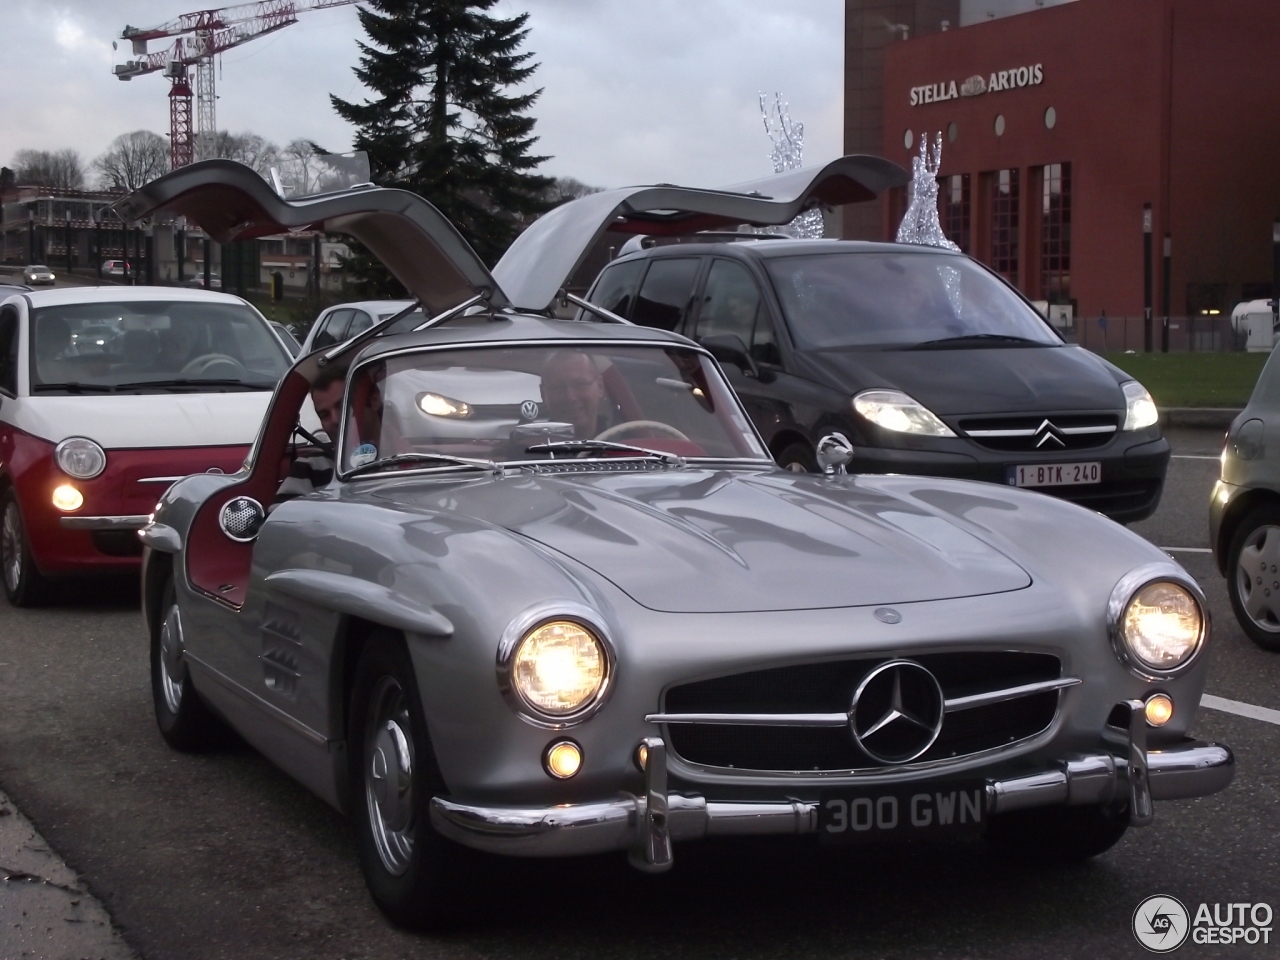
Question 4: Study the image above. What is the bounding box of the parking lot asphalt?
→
[1,426,1277,960]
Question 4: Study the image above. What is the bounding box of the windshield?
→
[765,251,1061,349]
[338,343,768,475]
[30,300,291,393]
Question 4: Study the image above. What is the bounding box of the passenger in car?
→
[275,365,342,504]
[540,350,615,439]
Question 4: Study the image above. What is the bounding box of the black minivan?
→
[583,238,1169,523]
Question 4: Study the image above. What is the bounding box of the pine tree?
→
[332,0,554,294]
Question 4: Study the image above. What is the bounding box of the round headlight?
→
[511,620,607,718]
[55,438,106,479]
[1121,580,1203,672]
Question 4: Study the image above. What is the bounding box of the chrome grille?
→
[959,414,1118,451]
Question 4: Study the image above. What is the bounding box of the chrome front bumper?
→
[430,703,1234,873]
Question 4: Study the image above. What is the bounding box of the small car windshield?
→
[339,343,769,474]
[29,300,291,393]
[764,251,1061,350]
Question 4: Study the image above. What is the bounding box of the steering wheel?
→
[181,353,249,379]
[594,420,690,442]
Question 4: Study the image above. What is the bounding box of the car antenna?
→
[557,289,632,325]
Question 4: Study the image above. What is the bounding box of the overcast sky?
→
[0,0,845,190]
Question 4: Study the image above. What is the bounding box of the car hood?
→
[492,155,908,313]
[797,343,1125,415]
[114,160,506,316]
[371,468,1030,613]
[11,392,272,448]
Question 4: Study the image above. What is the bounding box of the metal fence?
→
[1065,315,1244,354]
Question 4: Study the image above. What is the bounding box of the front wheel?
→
[776,441,817,473]
[1226,505,1280,651]
[349,633,459,929]
[150,576,219,750]
[1,491,55,607]
[984,803,1130,863]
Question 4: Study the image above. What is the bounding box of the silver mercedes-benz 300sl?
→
[119,159,1233,928]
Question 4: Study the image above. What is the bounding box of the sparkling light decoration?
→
[895,133,960,251]
[758,92,825,239]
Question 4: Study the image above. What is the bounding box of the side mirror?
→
[700,334,762,380]
[816,433,854,476]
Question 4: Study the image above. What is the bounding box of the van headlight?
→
[1122,381,1159,431]
[54,438,106,479]
[500,612,612,724]
[1109,567,1205,676]
[853,389,955,437]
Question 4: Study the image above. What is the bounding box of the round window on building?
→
[994,114,1006,136]
[1045,106,1057,129]
[947,121,958,143]
[904,129,914,151]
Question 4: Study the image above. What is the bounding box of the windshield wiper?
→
[110,378,277,391]
[345,452,500,479]
[31,382,117,393]
[526,439,684,466]
[907,334,1048,350]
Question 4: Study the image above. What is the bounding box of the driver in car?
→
[274,365,343,505]
[540,351,615,439]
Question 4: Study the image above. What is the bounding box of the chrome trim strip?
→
[966,425,1116,437]
[183,651,328,747]
[942,677,1081,712]
[1060,425,1118,435]
[428,739,1233,860]
[138,476,187,484]
[59,514,151,530]
[646,677,1081,727]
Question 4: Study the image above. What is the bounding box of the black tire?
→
[349,633,459,929]
[1,490,55,607]
[776,441,817,473]
[984,802,1130,863]
[1226,504,1280,651]
[150,575,218,750]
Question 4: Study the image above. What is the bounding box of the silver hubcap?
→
[2,501,23,594]
[364,676,415,876]
[1237,524,1280,633]
[785,460,809,473]
[158,604,185,713]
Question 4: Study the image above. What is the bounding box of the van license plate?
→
[1011,462,1101,487]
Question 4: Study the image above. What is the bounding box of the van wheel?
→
[776,442,817,473]
[2,491,55,607]
[1227,504,1280,651]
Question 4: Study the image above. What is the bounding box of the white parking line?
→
[1201,694,1280,726]
[1162,547,1213,553]
[1171,454,1221,460]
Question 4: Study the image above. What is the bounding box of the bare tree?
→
[275,139,324,196]
[544,177,603,206]
[93,130,169,192]
[11,149,86,190]
[209,131,279,176]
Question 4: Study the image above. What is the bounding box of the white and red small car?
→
[0,286,295,604]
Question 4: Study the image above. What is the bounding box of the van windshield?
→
[30,300,290,394]
[764,251,1061,350]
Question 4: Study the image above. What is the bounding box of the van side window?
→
[0,307,18,396]
[631,258,699,331]
[587,260,644,319]
[313,309,355,349]
[696,260,780,364]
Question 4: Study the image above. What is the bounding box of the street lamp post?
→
[144,224,154,285]
[1161,232,1171,353]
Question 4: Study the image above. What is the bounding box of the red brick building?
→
[853,0,1280,327]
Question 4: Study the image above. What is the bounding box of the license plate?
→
[1010,461,1101,487]
[818,781,985,842]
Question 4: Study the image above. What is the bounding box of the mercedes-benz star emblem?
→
[849,660,945,764]
[1034,419,1066,449]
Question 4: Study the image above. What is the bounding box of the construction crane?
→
[113,1,358,169]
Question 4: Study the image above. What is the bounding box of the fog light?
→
[52,484,83,512]
[1145,693,1174,727]
[544,740,582,779]
[634,742,649,771]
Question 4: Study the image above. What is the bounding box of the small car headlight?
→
[1122,380,1159,431]
[55,437,106,479]
[417,392,471,418]
[512,620,607,717]
[1120,580,1203,672]
[853,389,955,437]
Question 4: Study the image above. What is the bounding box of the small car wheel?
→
[1226,505,1280,651]
[777,441,818,473]
[1,491,55,607]
[984,802,1129,863]
[150,575,219,750]
[349,634,458,929]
